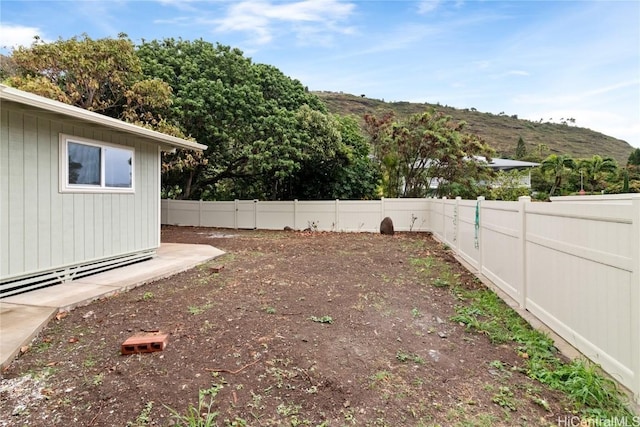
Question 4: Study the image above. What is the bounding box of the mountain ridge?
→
[314,91,634,165]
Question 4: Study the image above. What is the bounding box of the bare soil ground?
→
[1,227,573,426]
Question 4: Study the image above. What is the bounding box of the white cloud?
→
[213,0,355,45]
[417,0,441,15]
[0,24,44,50]
[156,0,198,10]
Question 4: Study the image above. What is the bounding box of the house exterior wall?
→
[0,100,161,281]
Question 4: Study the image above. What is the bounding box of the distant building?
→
[475,157,540,188]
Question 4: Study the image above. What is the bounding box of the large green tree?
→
[364,109,495,198]
[137,38,377,200]
[4,34,180,135]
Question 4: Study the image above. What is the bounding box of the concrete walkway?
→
[0,243,224,369]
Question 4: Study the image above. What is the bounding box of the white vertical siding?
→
[0,102,160,280]
[7,111,24,275]
[0,107,9,276]
[37,118,52,270]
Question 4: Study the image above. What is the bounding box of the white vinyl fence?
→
[161,198,431,232]
[162,195,640,403]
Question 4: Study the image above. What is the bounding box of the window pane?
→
[68,142,100,185]
[105,147,132,188]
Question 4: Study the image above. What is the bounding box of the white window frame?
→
[59,134,135,193]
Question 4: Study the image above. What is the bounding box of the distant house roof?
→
[0,84,206,151]
[475,156,540,170]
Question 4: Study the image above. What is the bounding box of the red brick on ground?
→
[120,332,168,355]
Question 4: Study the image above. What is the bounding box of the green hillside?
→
[314,91,634,165]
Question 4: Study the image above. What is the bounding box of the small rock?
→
[380,217,394,235]
[438,331,448,338]
[436,316,444,324]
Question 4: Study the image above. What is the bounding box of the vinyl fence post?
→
[294,199,298,231]
[476,196,485,275]
[198,199,203,227]
[631,196,640,403]
[517,196,531,308]
[380,197,385,222]
[253,199,258,230]
[455,196,461,250]
[234,199,239,230]
[335,199,340,232]
[442,197,447,244]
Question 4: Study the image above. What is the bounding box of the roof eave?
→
[0,84,207,151]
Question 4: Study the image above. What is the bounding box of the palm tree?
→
[578,155,618,192]
[541,154,576,196]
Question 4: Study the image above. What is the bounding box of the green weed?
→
[188,302,213,315]
[432,278,450,288]
[409,257,435,270]
[396,350,424,364]
[309,315,333,324]
[166,384,223,427]
[451,286,634,418]
[491,386,517,411]
[127,401,154,427]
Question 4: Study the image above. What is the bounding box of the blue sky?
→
[1,0,639,148]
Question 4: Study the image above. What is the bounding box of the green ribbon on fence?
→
[474,201,480,249]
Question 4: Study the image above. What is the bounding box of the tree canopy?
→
[136,38,378,200]
[364,109,495,198]
[540,154,576,196]
[3,33,185,137]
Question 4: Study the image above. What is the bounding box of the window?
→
[60,134,134,193]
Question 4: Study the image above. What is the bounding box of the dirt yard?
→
[1,226,574,426]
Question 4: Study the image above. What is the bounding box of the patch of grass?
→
[83,357,96,368]
[35,340,52,353]
[127,401,154,427]
[142,291,154,301]
[411,307,421,318]
[263,306,276,314]
[409,256,435,270]
[92,373,104,386]
[396,350,424,364]
[451,286,634,418]
[369,370,393,388]
[166,384,223,427]
[309,315,333,324]
[188,302,213,315]
[491,386,518,411]
[432,278,450,288]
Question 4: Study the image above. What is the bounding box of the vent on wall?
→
[0,250,155,298]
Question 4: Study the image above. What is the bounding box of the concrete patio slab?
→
[0,243,224,369]
[0,303,58,369]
